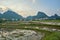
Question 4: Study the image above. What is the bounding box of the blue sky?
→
[37,0,60,9]
[0,0,60,17]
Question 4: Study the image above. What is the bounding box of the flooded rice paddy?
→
[0,29,44,40]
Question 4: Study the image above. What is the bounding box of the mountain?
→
[0,13,2,18]
[36,12,48,19]
[26,16,33,21]
[26,12,60,21]
[26,12,48,21]
[0,7,60,21]
[0,9,23,21]
[49,14,60,19]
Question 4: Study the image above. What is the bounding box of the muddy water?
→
[0,29,44,40]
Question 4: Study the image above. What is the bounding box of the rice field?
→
[0,20,60,40]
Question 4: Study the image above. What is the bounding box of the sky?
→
[0,0,60,17]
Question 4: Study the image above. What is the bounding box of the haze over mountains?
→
[0,8,60,21]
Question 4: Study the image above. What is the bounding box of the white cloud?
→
[32,0,36,4]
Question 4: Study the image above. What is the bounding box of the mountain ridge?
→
[0,8,60,21]
[0,9,23,21]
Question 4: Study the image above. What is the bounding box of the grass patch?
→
[43,32,60,40]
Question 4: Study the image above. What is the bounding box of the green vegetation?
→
[43,32,60,40]
[0,19,60,40]
[0,21,60,29]
[39,19,60,23]
[0,19,7,23]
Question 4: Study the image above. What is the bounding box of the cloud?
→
[32,0,36,4]
[19,10,36,17]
